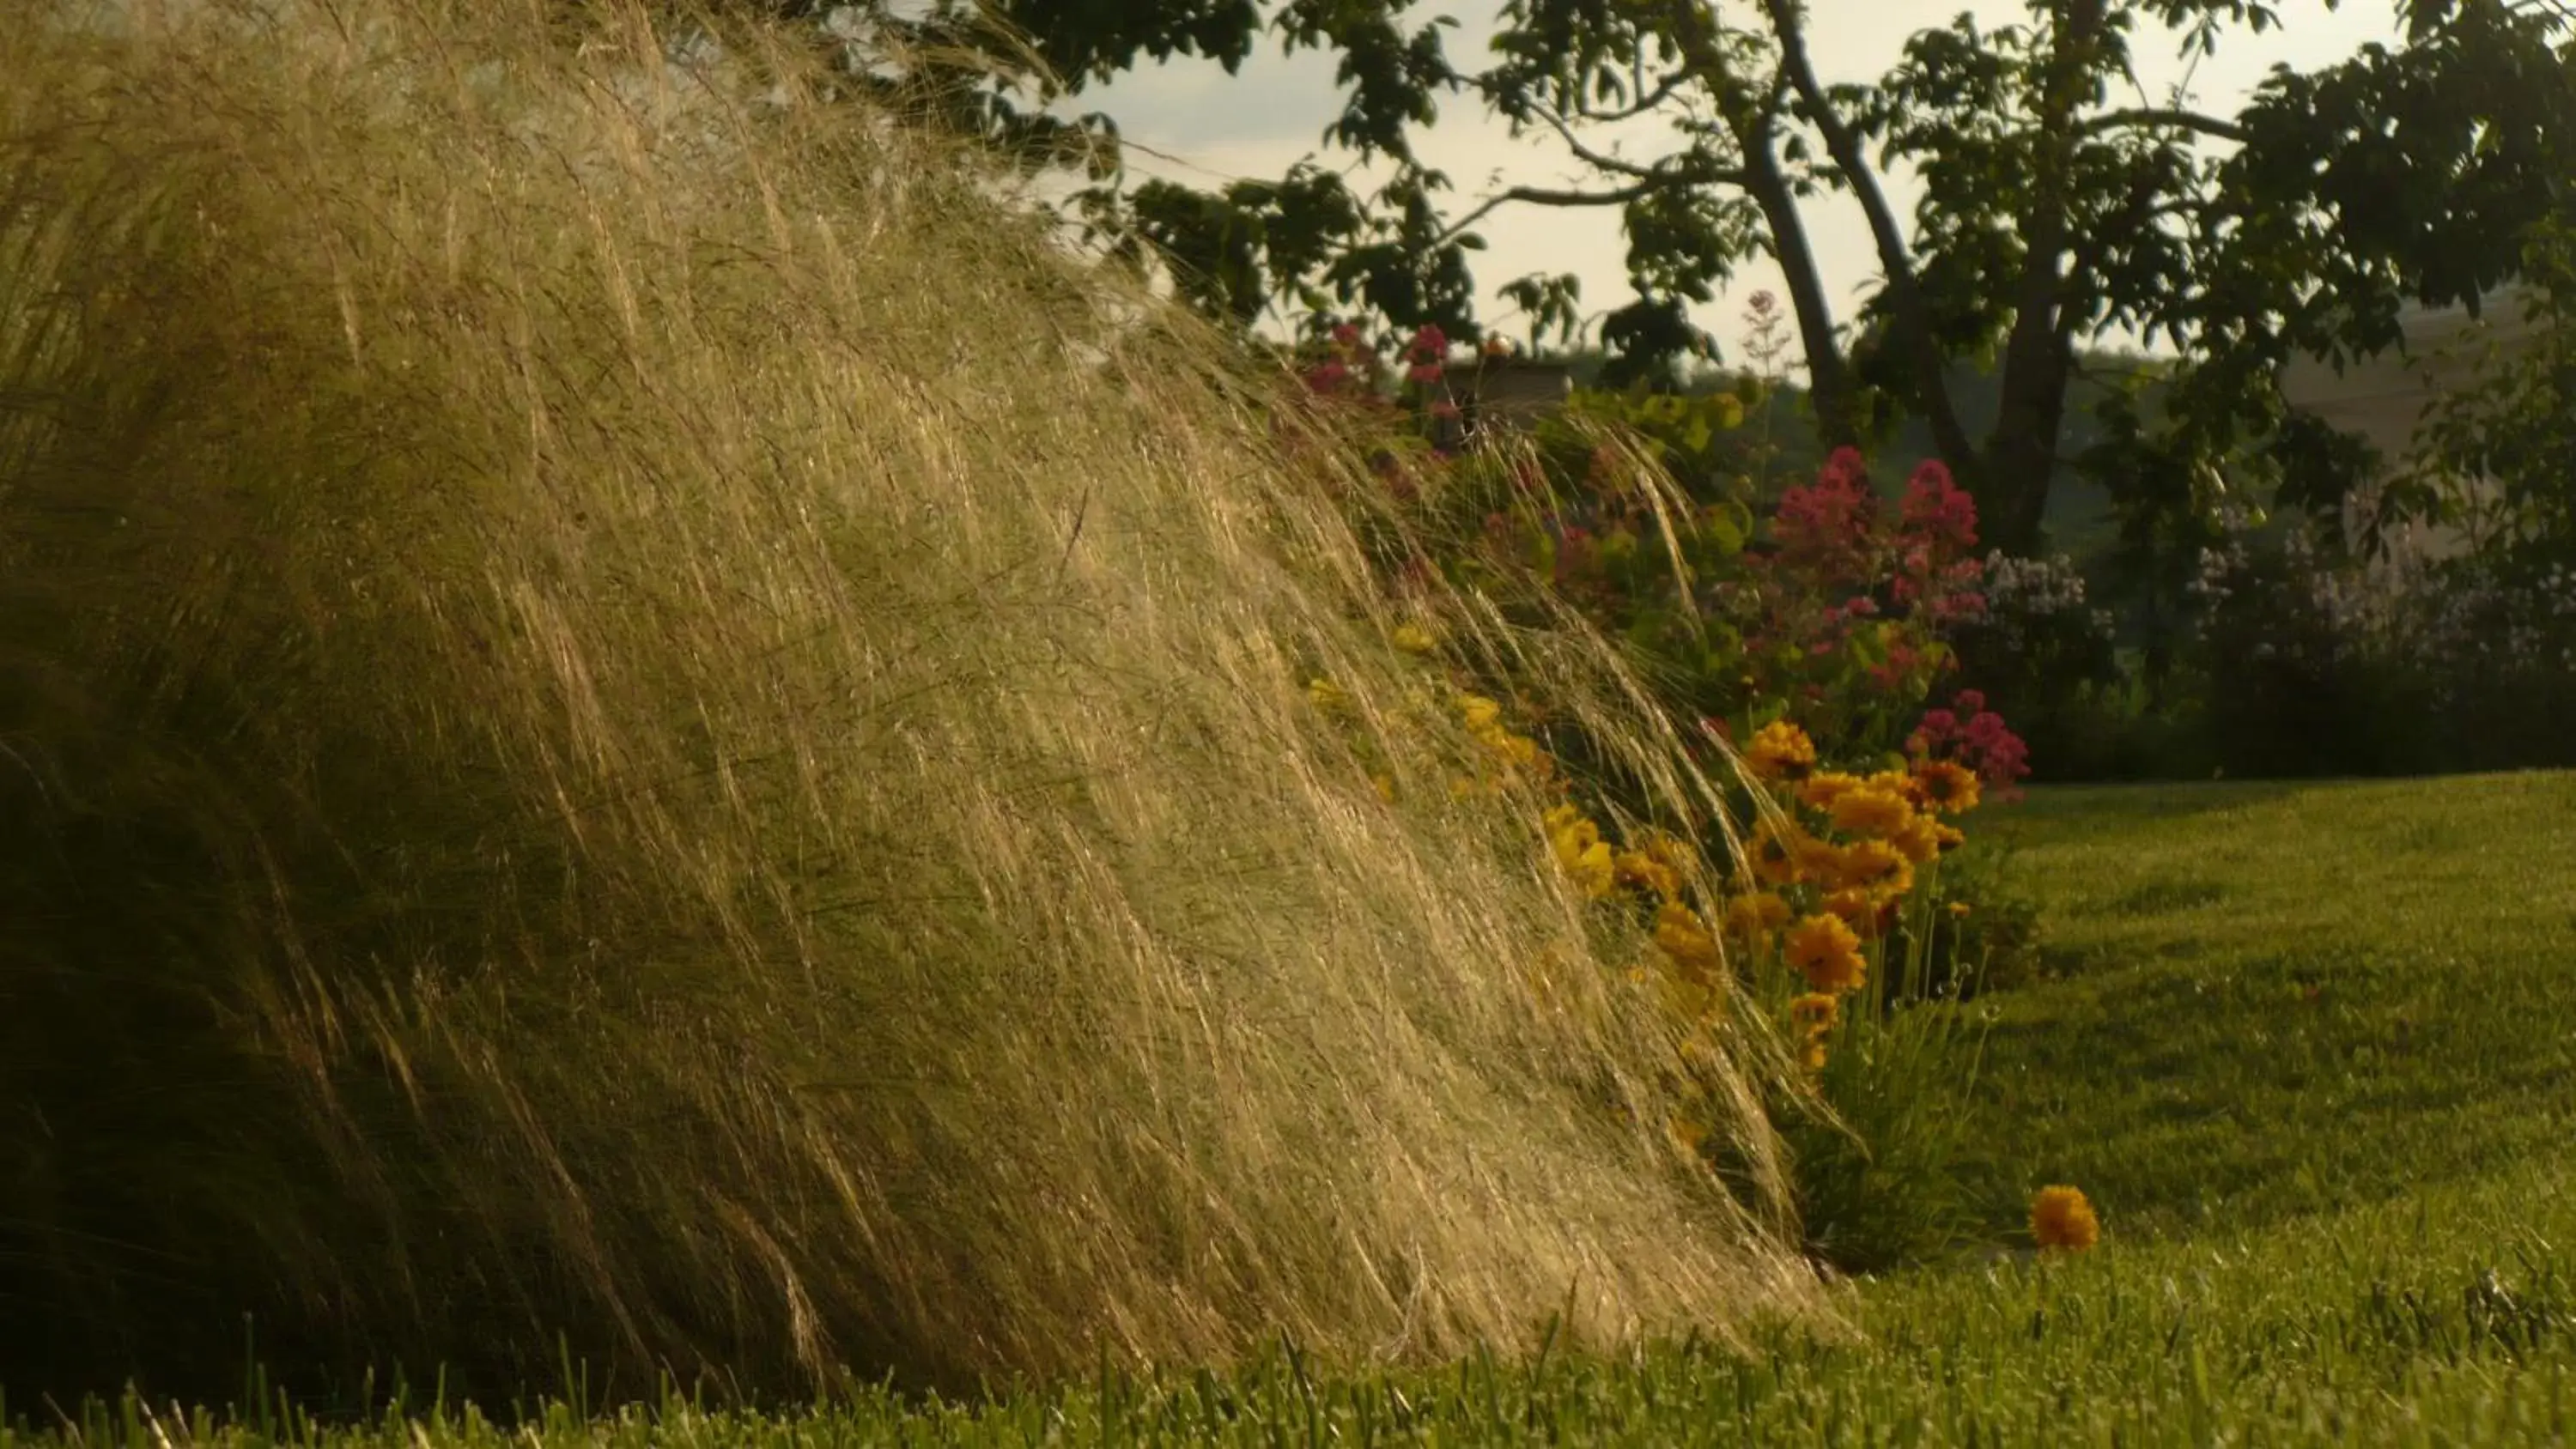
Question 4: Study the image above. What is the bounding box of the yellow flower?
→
[1912,760,1982,814]
[1554,834,1616,900]
[1616,850,1681,900]
[1790,991,1838,1071]
[1932,822,1968,855]
[1836,838,1913,896]
[1793,834,1849,885]
[1827,786,1917,840]
[1890,814,1945,865]
[1482,730,1552,779]
[1392,621,1438,654]
[1637,828,1696,874]
[1821,888,1887,939]
[1947,900,1972,919]
[1795,770,1865,812]
[2030,1185,2100,1252]
[1783,913,1866,994]
[1746,720,1818,782]
[1371,773,1397,804]
[1544,803,1586,835]
[1653,900,1723,980]
[1307,676,1351,714]
[1749,821,1805,888]
[1723,890,1794,943]
[1456,694,1504,731]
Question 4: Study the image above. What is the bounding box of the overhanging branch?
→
[1432,176,1680,247]
[2077,107,2251,144]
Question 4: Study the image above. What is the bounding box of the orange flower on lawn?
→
[1783,913,1866,994]
[1746,719,1818,781]
[2030,1185,2100,1252]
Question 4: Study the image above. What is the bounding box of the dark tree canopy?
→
[708,0,2576,559]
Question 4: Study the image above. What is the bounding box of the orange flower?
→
[1747,720,1818,781]
[1836,838,1914,896]
[1789,991,1840,1029]
[1792,834,1847,884]
[1827,786,1917,840]
[1653,900,1724,981]
[1791,991,1838,1071]
[1616,850,1682,900]
[2031,1185,2100,1252]
[1912,760,1982,814]
[1749,820,1805,887]
[1783,913,1866,994]
[1724,890,1794,943]
[1795,770,1864,812]
[1890,814,1945,864]
[1821,888,1886,939]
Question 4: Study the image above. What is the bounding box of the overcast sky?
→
[1055,1,2408,361]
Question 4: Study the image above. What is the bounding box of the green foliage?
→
[2396,209,2576,562]
[762,0,2576,562]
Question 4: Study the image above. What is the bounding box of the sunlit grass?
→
[10,773,2573,1443]
[1964,772,2576,1241]
[0,0,1807,1404]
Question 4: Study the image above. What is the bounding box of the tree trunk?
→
[1741,144,1862,449]
[1978,0,2103,558]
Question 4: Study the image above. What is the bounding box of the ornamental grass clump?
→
[0,0,1814,1404]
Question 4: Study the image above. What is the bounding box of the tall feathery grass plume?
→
[0,0,1815,1403]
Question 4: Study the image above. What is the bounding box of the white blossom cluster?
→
[1978,550,2117,652]
[2391,555,2576,681]
[2190,518,2576,680]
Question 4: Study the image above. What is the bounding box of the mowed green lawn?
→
[15,773,2576,1446]
[1971,771,2576,1244]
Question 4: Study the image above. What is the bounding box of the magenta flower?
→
[1900,459,1979,550]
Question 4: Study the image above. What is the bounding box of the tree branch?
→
[1432,174,1704,248]
[2076,107,2251,143]
[1519,98,1689,180]
[1758,0,1975,469]
[1566,70,1694,125]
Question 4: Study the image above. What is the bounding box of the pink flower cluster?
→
[1908,688,2032,797]
[1405,324,1449,385]
[1747,450,1990,709]
[1771,447,1878,569]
